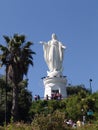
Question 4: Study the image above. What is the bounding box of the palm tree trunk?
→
[11,85,19,121]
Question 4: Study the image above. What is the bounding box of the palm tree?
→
[0,34,35,121]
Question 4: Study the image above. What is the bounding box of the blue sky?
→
[0,0,98,98]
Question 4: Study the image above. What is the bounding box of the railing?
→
[33,94,67,101]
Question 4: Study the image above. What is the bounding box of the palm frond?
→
[3,35,10,43]
[24,42,33,48]
[14,34,25,43]
[0,45,7,51]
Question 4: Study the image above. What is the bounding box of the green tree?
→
[18,80,32,122]
[0,34,35,121]
[0,76,32,124]
[66,85,90,96]
[0,76,6,125]
[0,75,13,124]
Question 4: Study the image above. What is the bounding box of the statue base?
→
[43,76,67,99]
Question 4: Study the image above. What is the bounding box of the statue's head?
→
[52,33,57,40]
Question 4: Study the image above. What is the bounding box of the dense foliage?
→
[0,77,32,125]
[30,91,98,122]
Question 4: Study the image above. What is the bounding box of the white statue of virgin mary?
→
[40,33,66,77]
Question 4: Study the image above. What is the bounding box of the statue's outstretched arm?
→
[62,45,66,49]
[39,41,46,45]
[59,42,66,49]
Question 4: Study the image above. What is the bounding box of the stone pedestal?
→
[43,76,67,99]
